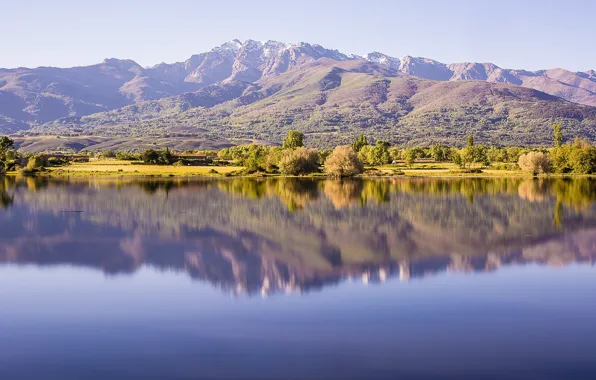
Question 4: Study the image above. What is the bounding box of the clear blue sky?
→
[2,0,594,71]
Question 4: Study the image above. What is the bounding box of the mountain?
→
[32,59,596,147]
[2,39,596,147]
[0,40,351,134]
[366,53,596,107]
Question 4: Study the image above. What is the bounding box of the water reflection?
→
[1,176,596,296]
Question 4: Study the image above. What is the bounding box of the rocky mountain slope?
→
[2,39,596,146]
[367,52,596,107]
[0,40,352,133]
[33,59,596,147]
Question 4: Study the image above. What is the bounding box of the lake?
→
[1,176,596,379]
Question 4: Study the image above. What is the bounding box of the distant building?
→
[38,154,90,164]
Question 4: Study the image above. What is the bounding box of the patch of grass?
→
[47,161,242,177]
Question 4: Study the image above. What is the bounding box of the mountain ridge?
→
[2,39,596,147]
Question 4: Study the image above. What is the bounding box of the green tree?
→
[452,151,463,168]
[487,146,508,163]
[404,148,418,168]
[141,149,160,164]
[0,136,14,152]
[244,145,268,173]
[388,147,401,162]
[430,144,451,162]
[0,136,16,172]
[460,145,488,168]
[352,134,368,153]
[103,150,116,159]
[25,155,43,171]
[158,148,173,165]
[467,134,474,147]
[553,123,563,148]
[357,145,374,165]
[568,138,596,174]
[282,130,304,149]
[369,140,390,165]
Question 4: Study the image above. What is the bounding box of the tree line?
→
[2,123,596,177]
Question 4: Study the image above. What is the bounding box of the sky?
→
[1,0,594,71]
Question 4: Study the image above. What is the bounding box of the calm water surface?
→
[1,176,596,380]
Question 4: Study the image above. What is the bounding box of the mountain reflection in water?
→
[1,176,595,296]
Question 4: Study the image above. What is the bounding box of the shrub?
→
[278,147,319,175]
[324,146,364,177]
[26,156,43,171]
[518,152,552,175]
[102,150,116,158]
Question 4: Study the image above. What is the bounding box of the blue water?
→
[1,177,595,379]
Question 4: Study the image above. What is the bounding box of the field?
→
[46,160,243,177]
[39,160,533,178]
[373,162,526,177]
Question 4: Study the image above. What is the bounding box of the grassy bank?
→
[44,160,242,177]
[12,159,592,179]
[369,162,526,177]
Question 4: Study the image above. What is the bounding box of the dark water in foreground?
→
[1,176,596,380]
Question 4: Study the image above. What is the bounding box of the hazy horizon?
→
[1,0,595,71]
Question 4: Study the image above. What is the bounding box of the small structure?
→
[38,154,90,164]
[172,153,219,165]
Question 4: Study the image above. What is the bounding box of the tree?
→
[506,147,526,163]
[264,146,283,173]
[568,138,596,174]
[389,147,401,163]
[278,147,319,175]
[282,130,304,149]
[0,136,16,171]
[430,144,451,162]
[103,150,116,158]
[487,146,508,163]
[324,146,364,177]
[369,140,390,165]
[26,155,43,171]
[0,136,14,152]
[243,145,268,173]
[357,145,374,165]
[404,148,418,168]
[518,152,553,175]
[460,145,488,169]
[352,134,368,153]
[467,134,474,147]
[553,123,563,148]
[141,149,160,164]
[452,151,463,168]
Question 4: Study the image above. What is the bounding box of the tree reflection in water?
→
[1,176,595,296]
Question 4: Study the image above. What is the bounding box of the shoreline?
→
[4,170,594,180]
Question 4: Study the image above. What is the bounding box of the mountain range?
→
[2,39,596,148]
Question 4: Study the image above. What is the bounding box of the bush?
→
[324,146,364,177]
[278,147,319,175]
[491,163,518,171]
[518,152,552,175]
[26,156,43,171]
[448,168,483,174]
[102,150,116,159]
